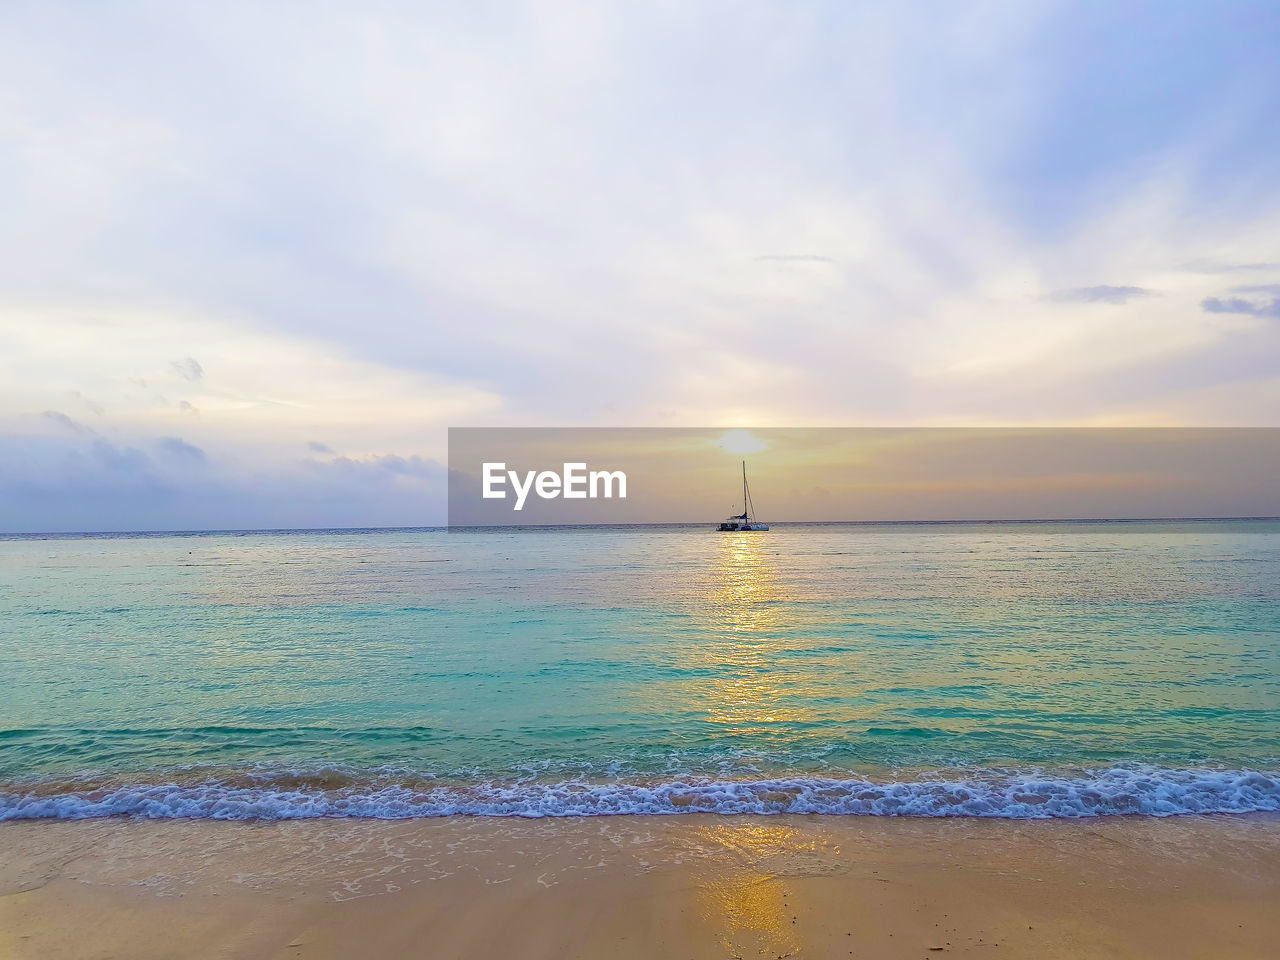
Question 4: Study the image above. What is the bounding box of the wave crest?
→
[2,767,1278,821]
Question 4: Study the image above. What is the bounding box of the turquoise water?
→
[2,522,1278,818]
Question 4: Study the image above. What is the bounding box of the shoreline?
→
[5,766,1279,821]
[5,765,1279,821]
[3,813,1278,959]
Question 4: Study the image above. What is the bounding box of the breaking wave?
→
[2,766,1278,821]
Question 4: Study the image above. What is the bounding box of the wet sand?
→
[2,814,1278,959]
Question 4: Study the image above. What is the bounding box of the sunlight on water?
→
[704,535,798,733]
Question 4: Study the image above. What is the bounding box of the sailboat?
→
[716,461,770,531]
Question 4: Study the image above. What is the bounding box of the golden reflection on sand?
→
[690,821,834,959]
[689,819,835,865]
[697,873,797,959]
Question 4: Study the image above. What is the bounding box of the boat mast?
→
[742,461,748,518]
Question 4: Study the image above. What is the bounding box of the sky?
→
[2,1,1279,531]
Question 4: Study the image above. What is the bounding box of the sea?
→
[2,521,1278,821]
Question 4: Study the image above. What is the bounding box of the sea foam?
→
[2,767,1277,821]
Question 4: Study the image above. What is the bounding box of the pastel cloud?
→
[170,357,204,382]
[1202,296,1280,318]
[1046,286,1152,304]
[156,436,206,462]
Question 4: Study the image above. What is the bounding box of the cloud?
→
[309,453,441,480]
[1201,296,1280,318]
[307,441,334,454]
[372,454,436,477]
[1045,285,1152,305]
[1179,260,1280,274]
[177,400,198,415]
[170,357,204,381]
[156,436,207,462]
[0,432,446,532]
[68,391,104,415]
[92,439,149,473]
[0,442,450,534]
[755,255,836,264]
[41,410,90,434]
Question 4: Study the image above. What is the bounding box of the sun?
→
[715,430,767,455]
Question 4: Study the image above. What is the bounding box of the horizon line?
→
[4,515,1280,538]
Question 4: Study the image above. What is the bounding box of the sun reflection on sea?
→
[709,534,780,633]
[702,535,807,734]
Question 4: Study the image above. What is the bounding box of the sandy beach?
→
[3,814,1278,959]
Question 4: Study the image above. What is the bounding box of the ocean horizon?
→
[7,514,1280,539]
